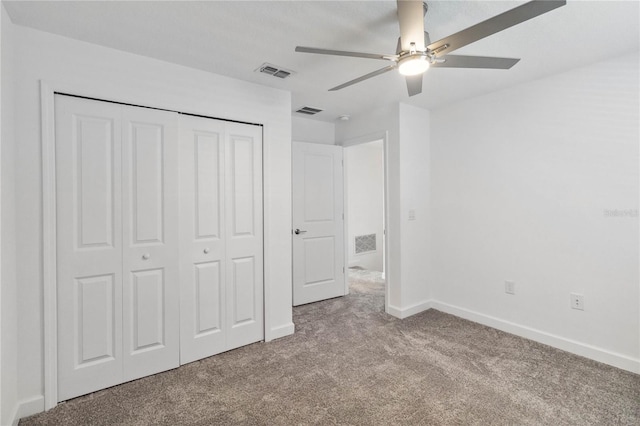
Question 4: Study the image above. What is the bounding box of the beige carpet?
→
[22,270,640,425]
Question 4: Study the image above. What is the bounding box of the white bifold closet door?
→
[56,95,180,401]
[179,115,264,365]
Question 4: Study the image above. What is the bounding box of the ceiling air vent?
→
[256,63,295,79]
[273,70,291,79]
[295,106,323,116]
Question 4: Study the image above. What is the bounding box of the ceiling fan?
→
[295,0,566,96]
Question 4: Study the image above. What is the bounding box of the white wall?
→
[398,104,432,309]
[346,140,384,271]
[6,21,293,419]
[337,102,431,318]
[430,52,640,373]
[292,116,335,145]
[1,4,18,424]
[1,3,3,422]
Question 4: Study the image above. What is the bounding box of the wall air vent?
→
[256,63,295,79]
[355,234,376,254]
[295,106,323,115]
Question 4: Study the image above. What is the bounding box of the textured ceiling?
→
[4,1,639,122]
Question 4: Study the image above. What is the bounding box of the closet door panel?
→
[56,95,124,401]
[230,136,255,236]
[130,268,165,351]
[179,116,226,364]
[230,256,256,325]
[75,274,117,362]
[225,123,264,350]
[130,124,165,244]
[194,261,223,333]
[122,106,180,381]
[195,133,222,239]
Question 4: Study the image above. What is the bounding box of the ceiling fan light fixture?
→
[398,55,430,76]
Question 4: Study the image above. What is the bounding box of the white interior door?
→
[224,122,264,349]
[292,142,345,306]
[179,115,226,364]
[56,96,124,401]
[179,116,264,364]
[121,105,180,381]
[56,95,180,400]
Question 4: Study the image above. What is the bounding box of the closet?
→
[179,115,263,364]
[55,95,263,401]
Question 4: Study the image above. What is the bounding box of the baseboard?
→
[267,322,295,341]
[432,301,640,374]
[10,395,44,425]
[387,299,433,319]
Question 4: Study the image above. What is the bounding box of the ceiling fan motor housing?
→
[395,32,432,55]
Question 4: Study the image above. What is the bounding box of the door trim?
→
[340,131,390,315]
[41,81,58,410]
[40,80,270,411]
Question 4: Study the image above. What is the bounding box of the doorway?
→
[344,139,386,301]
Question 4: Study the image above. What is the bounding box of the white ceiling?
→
[4,1,639,122]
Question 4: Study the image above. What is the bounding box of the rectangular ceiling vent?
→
[295,106,323,116]
[256,63,295,79]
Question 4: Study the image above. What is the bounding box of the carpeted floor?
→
[22,269,640,425]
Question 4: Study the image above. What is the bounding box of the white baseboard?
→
[267,322,295,341]
[11,395,44,425]
[387,299,433,319]
[432,301,640,374]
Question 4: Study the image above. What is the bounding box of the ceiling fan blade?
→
[295,46,397,61]
[405,75,423,97]
[427,0,566,57]
[329,65,397,91]
[397,0,426,52]
[431,55,520,69]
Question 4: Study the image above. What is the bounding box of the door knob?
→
[204,247,210,254]
[294,229,307,235]
[142,253,150,260]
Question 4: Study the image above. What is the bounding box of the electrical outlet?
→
[570,293,584,310]
[408,209,416,221]
[505,280,515,295]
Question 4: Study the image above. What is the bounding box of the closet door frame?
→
[40,81,268,411]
